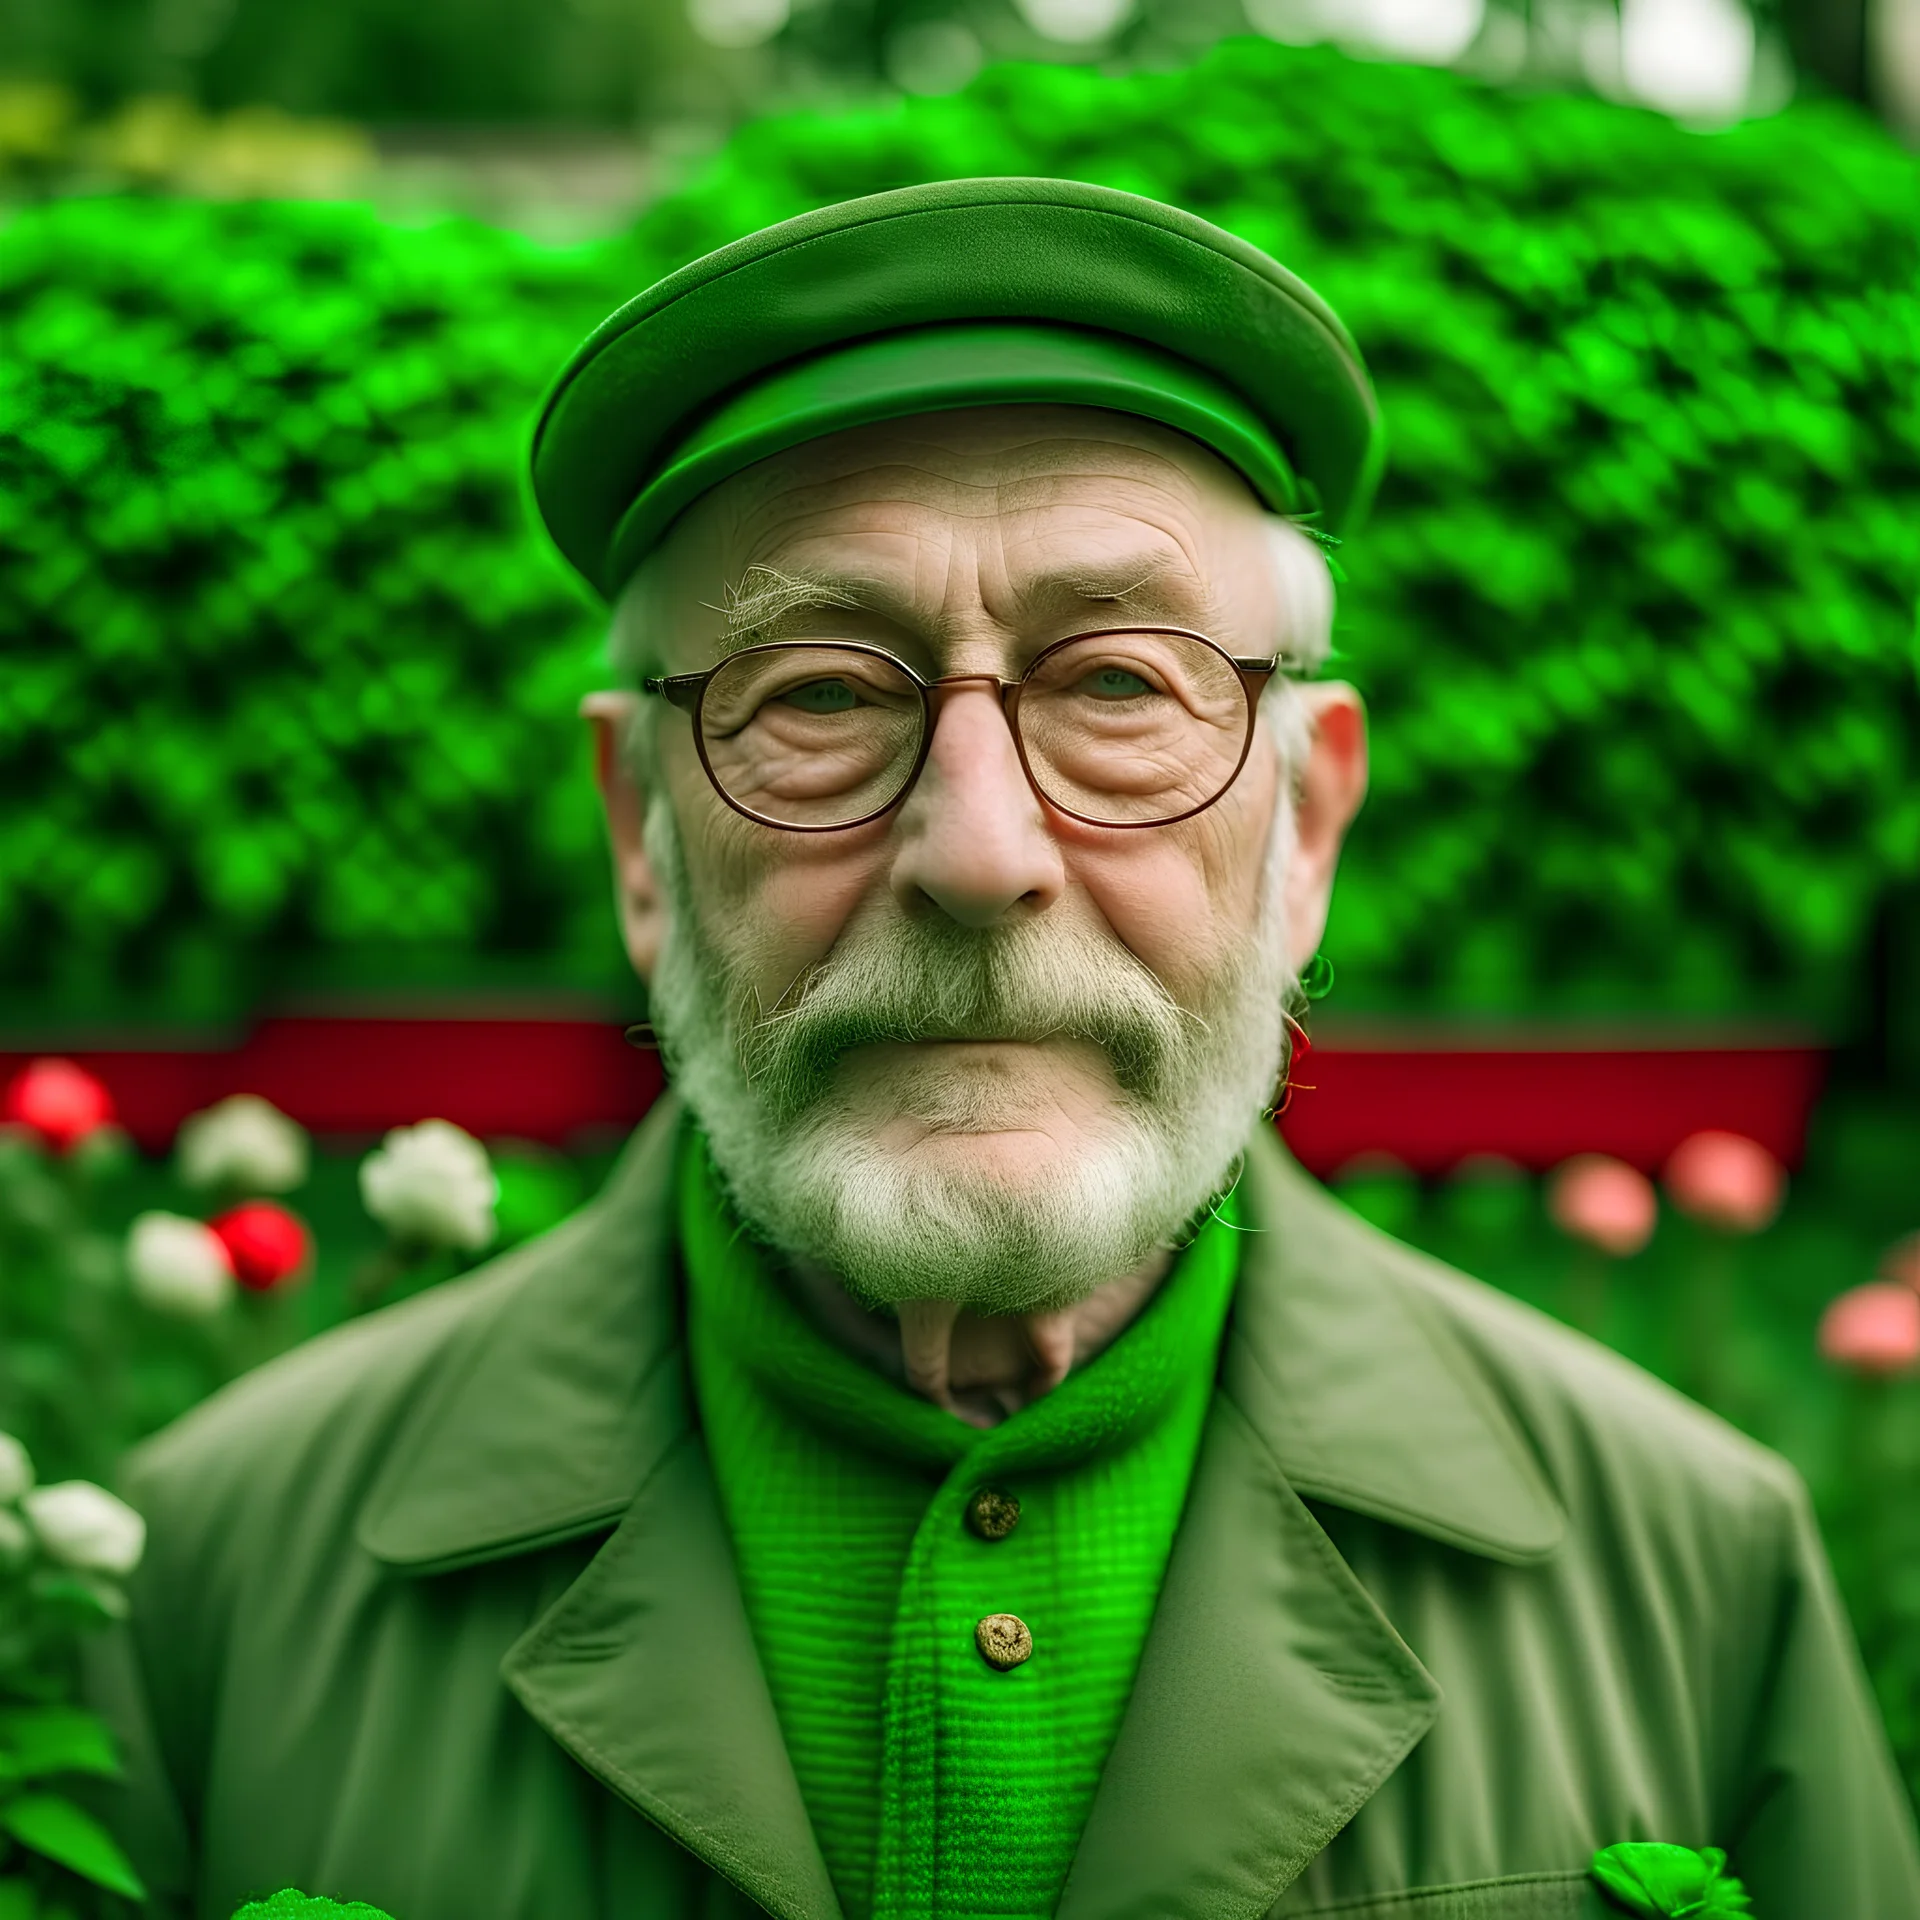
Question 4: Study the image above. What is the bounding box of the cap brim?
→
[604,321,1309,592]
[532,177,1382,600]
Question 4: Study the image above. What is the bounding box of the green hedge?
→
[0,201,621,1019]
[3,40,1918,1026]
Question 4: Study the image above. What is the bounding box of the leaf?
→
[1591,1842,1752,1915]
[0,1795,145,1901]
[0,1877,37,1920]
[232,1894,398,1919]
[0,1709,121,1782]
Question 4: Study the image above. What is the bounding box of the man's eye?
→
[1079,667,1153,700]
[776,678,860,714]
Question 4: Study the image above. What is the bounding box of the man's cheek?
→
[722,845,883,992]
[1069,846,1233,1001]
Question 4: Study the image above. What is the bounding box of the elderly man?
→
[98,181,1919,1919]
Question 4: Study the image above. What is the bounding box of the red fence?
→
[0,1014,1827,1177]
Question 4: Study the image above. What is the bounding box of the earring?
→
[1263,953,1333,1121]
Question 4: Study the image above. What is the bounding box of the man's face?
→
[592,405,1366,1312]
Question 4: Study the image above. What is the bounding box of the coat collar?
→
[358,1103,1563,1576]
[1226,1129,1565,1565]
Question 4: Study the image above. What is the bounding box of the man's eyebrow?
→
[701,552,1218,658]
[709,564,874,649]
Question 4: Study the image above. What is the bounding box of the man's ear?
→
[581,690,667,982]
[1281,681,1369,971]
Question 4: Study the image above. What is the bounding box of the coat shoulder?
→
[123,1219,570,1520]
[1379,1218,1805,1531]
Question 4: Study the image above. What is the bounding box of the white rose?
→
[359,1119,498,1252]
[127,1210,235,1319]
[176,1093,310,1194]
[0,1431,33,1503]
[0,1508,30,1563]
[23,1481,146,1578]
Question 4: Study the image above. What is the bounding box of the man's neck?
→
[783,1254,1174,1428]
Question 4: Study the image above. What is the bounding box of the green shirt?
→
[681,1132,1241,1920]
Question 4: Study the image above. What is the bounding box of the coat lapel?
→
[358,1099,841,1920]
[1059,1130,1567,1920]
[499,1431,842,1920]
[1055,1391,1441,1920]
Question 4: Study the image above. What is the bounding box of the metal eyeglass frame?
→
[642,626,1280,833]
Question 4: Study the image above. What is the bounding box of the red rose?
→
[1,1057,116,1153]
[209,1201,313,1293]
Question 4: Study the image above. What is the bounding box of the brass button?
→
[975,1613,1033,1671]
[965,1486,1021,1542]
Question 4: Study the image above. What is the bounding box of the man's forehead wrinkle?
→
[676,413,1261,661]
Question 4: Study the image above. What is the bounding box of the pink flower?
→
[1,1058,115,1154]
[209,1201,312,1293]
[1547,1154,1657,1258]
[1663,1130,1785,1235]
[1877,1232,1920,1291]
[1818,1282,1920,1377]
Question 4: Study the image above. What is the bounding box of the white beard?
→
[644,796,1298,1316]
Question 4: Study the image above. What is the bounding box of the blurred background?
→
[2,0,1919,1894]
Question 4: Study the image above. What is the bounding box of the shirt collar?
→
[359,1101,1563,1573]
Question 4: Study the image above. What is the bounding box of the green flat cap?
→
[531,177,1382,601]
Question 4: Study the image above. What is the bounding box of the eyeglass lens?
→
[695,634,1252,830]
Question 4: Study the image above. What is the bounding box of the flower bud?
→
[210,1200,312,1292]
[1547,1154,1657,1258]
[1662,1130,1785,1235]
[1818,1282,1920,1378]
[359,1119,497,1253]
[1,1058,115,1154]
[22,1480,146,1578]
[128,1210,236,1319]
[177,1093,310,1195]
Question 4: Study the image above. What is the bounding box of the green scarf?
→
[681,1130,1241,1920]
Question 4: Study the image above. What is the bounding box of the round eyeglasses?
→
[642,628,1279,833]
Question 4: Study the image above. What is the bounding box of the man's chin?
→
[737,1109,1186,1317]
[871,1120,1100,1187]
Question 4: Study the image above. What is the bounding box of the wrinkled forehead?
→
[641,405,1274,648]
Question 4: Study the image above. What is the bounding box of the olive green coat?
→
[92,1103,1920,1919]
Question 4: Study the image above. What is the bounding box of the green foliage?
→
[1590,1841,1751,1915]
[0,1798,141,1903]
[0,1129,231,1483]
[0,197,620,1021]
[3,41,1918,1024]
[0,1449,145,1916]
[232,1894,394,1918]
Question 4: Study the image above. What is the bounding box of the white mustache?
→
[732,914,1203,1122]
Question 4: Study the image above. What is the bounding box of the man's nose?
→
[889,687,1065,927]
